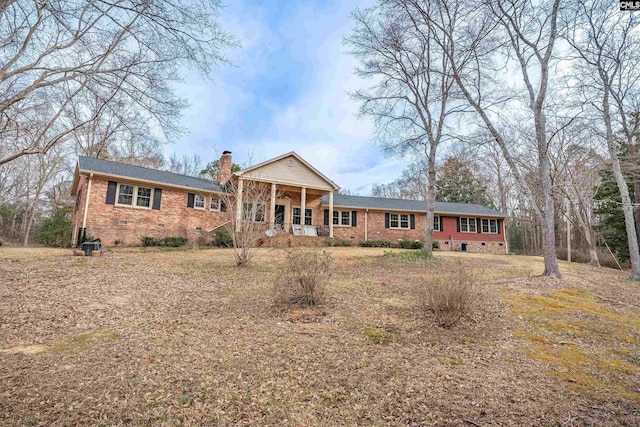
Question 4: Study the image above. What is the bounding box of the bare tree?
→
[371,161,427,200]
[551,124,603,266]
[566,0,640,278]
[416,0,564,277]
[346,0,466,255]
[166,153,203,177]
[219,178,272,267]
[0,0,237,167]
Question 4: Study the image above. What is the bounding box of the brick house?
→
[71,151,508,253]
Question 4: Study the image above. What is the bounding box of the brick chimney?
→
[217,150,233,184]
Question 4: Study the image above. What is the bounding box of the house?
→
[70,151,508,253]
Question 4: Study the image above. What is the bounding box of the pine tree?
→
[436,157,494,207]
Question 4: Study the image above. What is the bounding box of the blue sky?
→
[167,0,407,194]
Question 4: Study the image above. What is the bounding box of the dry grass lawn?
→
[0,247,639,426]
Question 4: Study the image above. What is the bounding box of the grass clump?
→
[383,249,432,262]
[363,327,394,344]
[275,249,334,306]
[420,261,478,328]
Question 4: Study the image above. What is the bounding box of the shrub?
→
[275,250,334,305]
[162,236,188,247]
[420,261,478,328]
[327,239,351,247]
[141,236,187,247]
[359,240,392,248]
[398,239,424,250]
[141,236,159,247]
[433,241,440,250]
[35,214,72,247]
[213,228,234,247]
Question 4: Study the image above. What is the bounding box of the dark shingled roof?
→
[321,194,506,217]
[77,156,223,192]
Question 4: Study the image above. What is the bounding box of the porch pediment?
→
[235,152,339,192]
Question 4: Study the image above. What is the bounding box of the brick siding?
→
[72,174,506,254]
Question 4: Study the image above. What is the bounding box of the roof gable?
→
[236,152,339,191]
[322,194,506,217]
[75,156,223,193]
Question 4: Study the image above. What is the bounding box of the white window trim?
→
[209,196,221,212]
[333,210,351,227]
[434,215,441,232]
[389,212,411,230]
[115,183,154,209]
[293,206,313,226]
[481,218,499,234]
[459,217,477,233]
[193,194,206,210]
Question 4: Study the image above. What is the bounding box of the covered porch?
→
[232,152,340,238]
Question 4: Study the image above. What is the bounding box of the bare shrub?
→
[275,250,334,305]
[219,176,271,267]
[420,261,479,328]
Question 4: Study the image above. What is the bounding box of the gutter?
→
[76,169,227,196]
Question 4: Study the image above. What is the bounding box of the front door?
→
[274,205,285,228]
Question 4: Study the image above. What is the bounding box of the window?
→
[210,197,220,211]
[341,211,350,226]
[136,187,151,208]
[194,194,205,209]
[389,213,410,229]
[293,208,313,225]
[117,184,134,205]
[243,202,266,222]
[434,215,441,232]
[482,218,499,234]
[117,184,152,208]
[460,217,476,233]
[333,210,351,226]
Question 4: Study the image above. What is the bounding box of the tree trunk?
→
[536,100,561,277]
[424,149,437,256]
[602,88,640,279]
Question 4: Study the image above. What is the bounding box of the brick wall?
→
[314,208,507,254]
[81,177,229,246]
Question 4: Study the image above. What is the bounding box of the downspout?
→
[81,173,93,241]
[364,209,368,241]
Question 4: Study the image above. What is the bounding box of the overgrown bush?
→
[141,236,187,247]
[420,261,479,328]
[275,250,334,305]
[398,239,423,250]
[35,213,72,247]
[359,240,393,248]
[213,228,234,247]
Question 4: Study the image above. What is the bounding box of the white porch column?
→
[365,209,368,241]
[270,183,276,229]
[300,187,306,235]
[235,178,244,229]
[329,191,334,238]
